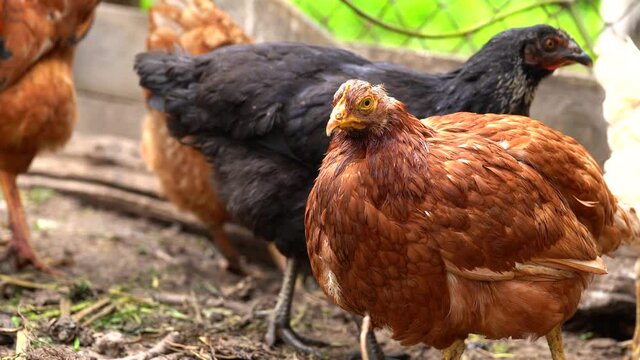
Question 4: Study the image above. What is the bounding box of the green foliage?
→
[290,0,602,57]
[140,0,155,10]
[10,316,21,328]
[25,187,55,205]
[69,279,94,302]
[30,336,54,348]
[579,331,595,340]
[72,337,81,351]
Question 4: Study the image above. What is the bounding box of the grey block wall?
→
[73,0,610,164]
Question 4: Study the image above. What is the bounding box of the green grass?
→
[24,187,56,206]
[290,0,603,57]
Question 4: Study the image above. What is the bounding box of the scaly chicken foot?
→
[442,339,465,360]
[0,170,52,272]
[545,325,566,360]
[265,257,327,355]
[630,259,640,360]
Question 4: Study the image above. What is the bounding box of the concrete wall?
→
[74,0,610,164]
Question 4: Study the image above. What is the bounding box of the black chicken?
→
[135,25,592,355]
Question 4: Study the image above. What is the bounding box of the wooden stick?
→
[112,331,181,360]
[60,297,71,318]
[0,327,20,335]
[0,274,57,290]
[72,297,111,322]
[190,290,203,324]
[15,329,29,355]
[81,303,117,328]
[19,175,206,234]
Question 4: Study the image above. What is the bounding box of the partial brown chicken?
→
[141,0,252,273]
[0,0,100,271]
[306,79,640,359]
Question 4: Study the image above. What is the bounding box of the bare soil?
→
[0,190,632,359]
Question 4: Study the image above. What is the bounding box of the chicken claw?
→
[265,257,327,355]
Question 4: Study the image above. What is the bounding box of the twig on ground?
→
[81,303,117,327]
[290,303,308,328]
[72,297,111,322]
[0,327,20,335]
[111,331,181,360]
[190,290,203,324]
[0,274,57,290]
[59,297,71,318]
[151,292,190,306]
[15,329,29,355]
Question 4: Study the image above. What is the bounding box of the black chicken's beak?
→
[562,40,593,67]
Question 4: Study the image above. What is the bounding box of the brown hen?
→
[0,0,100,271]
[142,0,253,273]
[305,79,638,359]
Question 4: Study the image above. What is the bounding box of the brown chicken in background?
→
[306,80,640,360]
[141,0,254,273]
[0,0,100,271]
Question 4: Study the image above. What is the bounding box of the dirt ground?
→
[0,190,632,359]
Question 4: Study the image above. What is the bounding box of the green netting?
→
[289,0,604,57]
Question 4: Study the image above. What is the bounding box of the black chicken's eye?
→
[363,99,371,106]
[543,38,557,51]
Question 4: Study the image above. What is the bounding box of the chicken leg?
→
[0,170,49,271]
[265,257,327,355]
[360,314,384,360]
[442,339,465,360]
[356,314,410,360]
[545,325,566,360]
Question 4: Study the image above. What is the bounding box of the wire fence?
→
[289,0,640,58]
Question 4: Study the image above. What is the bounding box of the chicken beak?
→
[326,104,347,136]
[562,40,593,67]
[326,107,367,136]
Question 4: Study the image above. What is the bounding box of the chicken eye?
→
[543,38,557,51]
[359,97,374,111]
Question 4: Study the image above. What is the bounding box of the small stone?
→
[94,331,126,357]
[48,317,80,344]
